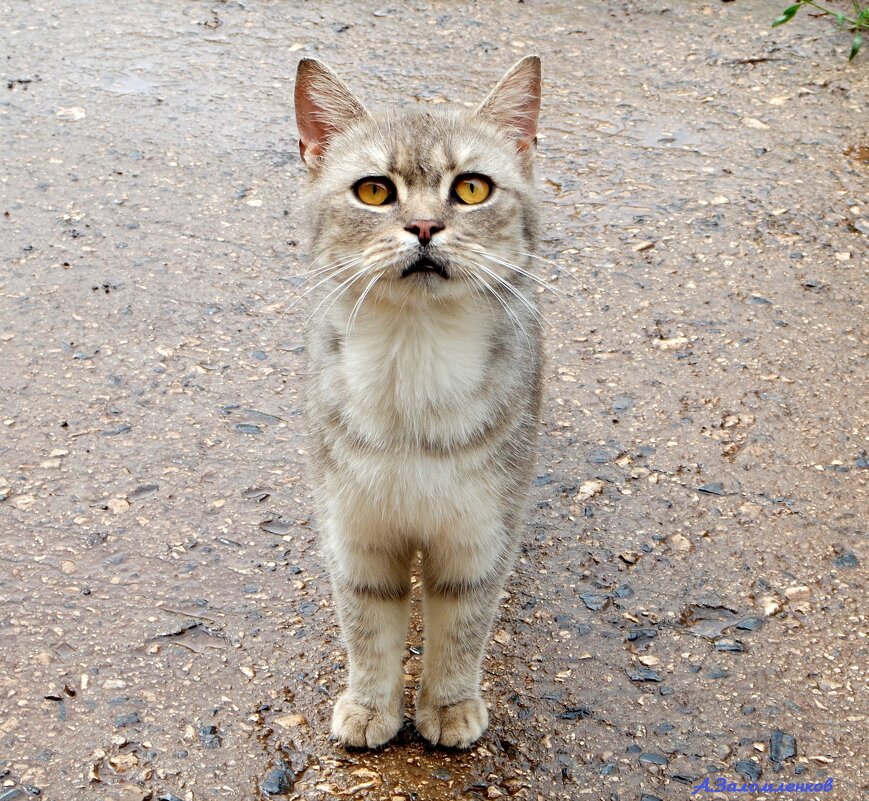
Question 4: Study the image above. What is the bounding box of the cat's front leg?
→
[415,535,514,748]
[325,525,412,748]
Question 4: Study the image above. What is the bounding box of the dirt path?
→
[1,1,866,799]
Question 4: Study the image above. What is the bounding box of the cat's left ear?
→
[476,56,541,156]
[294,58,369,169]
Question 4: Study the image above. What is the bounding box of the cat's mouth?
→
[400,256,450,280]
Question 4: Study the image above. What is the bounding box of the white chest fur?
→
[337,298,495,448]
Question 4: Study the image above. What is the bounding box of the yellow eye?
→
[453,175,492,205]
[355,178,394,206]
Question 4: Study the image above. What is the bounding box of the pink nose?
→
[404,219,444,246]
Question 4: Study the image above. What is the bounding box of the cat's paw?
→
[415,697,489,748]
[331,693,401,749]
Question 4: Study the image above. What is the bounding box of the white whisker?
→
[471,260,564,343]
[462,261,530,342]
[345,271,384,337]
[305,265,372,325]
[466,248,572,299]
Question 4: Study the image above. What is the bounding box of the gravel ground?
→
[1,1,866,800]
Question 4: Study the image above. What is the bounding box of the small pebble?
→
[260,764,295,796]
[736,759,762,781]
[832,552,858,568]
[199,725,223,748]
[639,752,669,766]
[628,668,662,682]
[114,711,141,728]
[770,730,797,763]
[579,592,609,611]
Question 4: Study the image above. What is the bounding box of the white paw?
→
[415,697,489,748]
[331,693,401,749]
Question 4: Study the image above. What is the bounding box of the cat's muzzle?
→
[400,255,450,280]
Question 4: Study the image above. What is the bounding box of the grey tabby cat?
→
[293,55,543,749]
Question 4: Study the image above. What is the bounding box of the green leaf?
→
[849,30,863,60]
[835,12,846,26]
[772,4,801,27]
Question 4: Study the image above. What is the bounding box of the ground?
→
[0,1,867,800]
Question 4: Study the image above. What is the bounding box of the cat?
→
[293,55,543,749]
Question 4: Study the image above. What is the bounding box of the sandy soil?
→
[1,1,866,800]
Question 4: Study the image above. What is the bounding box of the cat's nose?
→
[404,219,444,246]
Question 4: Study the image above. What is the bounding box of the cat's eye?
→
[452,174,492,205]
[354,177,396,206]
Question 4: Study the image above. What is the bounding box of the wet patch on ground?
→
[1,1,866,800]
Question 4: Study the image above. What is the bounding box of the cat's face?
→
[294,58,541,307]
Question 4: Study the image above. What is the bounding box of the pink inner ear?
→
[516,136,537,154]
[295,81,332,156]
[294,59,367,165]
[477,57,541,155]
[504,76,540,147]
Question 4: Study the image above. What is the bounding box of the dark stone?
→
[0,790,25,801]
[638,752,669,766]
[736,617,764,631]
[736,759,762,781]
[199,725,222,748]
[832,552,859,568]
[242,487,273,502]
[628,668,662,682]
[580,592,609,611]
[260,764,295,796]
[559,706,592,721]
[697,482,725,495]
[653,722,674,735]
[627,627,658,645]
[114,711,141,728]
[431,768,451,781]
[714,637,746,653]
[587,447,620,464]
[770,730,797,763]
[260,518,293,535]
[600,762,616,776]
[707,668,728,679]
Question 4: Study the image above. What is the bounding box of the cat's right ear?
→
[294,58,368,169]
[476,55,541,156]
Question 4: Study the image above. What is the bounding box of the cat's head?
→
[294,57,541,307]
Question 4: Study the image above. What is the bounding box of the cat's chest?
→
[336,304,495,439]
